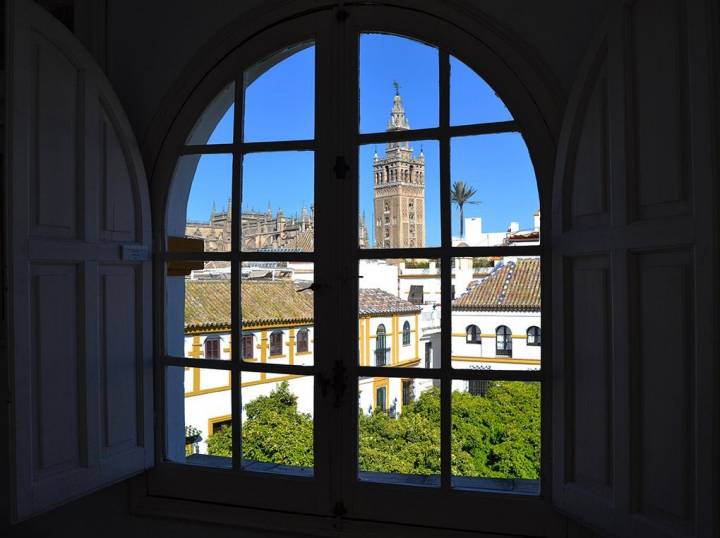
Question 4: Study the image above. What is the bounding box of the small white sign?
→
[121,244,150,261]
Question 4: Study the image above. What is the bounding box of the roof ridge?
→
[496,261,516,306]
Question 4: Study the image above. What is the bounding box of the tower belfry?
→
[373,86,426,248]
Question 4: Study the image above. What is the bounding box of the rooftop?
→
[185,281,421,332]
[452,259,540,312]
[358,288,423,317]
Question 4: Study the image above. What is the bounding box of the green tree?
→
[359,382,540,480]
[450,180,480,238]
[207,381,313,467]
[208,380,540,481]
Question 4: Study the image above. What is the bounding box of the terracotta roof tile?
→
[185,279,313,331]
[185,282,420,332]
[452,259,540,311]
[358,288,422,317]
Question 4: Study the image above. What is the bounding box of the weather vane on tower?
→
[393,80,400,95]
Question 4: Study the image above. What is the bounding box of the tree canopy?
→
[206,380,540,480]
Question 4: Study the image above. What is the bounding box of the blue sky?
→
[185,34,538,243]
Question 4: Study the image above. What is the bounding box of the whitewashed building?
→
[451,258,541,378]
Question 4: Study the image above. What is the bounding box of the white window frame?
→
[141,2,558,535]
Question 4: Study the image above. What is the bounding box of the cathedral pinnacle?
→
[387,82,410,131]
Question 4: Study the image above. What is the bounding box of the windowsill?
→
[181,454,313,477]
[181,453,232,469]
[451,476,540,496]
[268,354,287,359]
[295,351,312,355]
[358,471,440,488]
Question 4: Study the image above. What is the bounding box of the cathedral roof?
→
[284,228,313,251]
[452,259,540,312]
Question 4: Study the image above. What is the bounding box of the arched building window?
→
[496,325,512,357]
[375,324,387,366]
[466,324,481,344]
[270,330,283,356]
[402,321,411,346]
[527,326,541,346]
[297,328,309,353]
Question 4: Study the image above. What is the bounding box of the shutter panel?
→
[7,0,154,520]
[552,1,717,537]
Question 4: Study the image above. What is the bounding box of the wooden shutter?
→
[551,1,717,536]
[7,0,154,520]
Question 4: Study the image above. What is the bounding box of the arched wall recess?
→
[145,2,561,536]
[551,1,718,537]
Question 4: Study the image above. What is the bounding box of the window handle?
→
[318,360,347,408]
[296,282,321,292]
[334,156,349,180]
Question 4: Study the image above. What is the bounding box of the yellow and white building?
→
[182,278,423,454]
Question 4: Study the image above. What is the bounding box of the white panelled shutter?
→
[7,0,153,520]
[552,1,717,537]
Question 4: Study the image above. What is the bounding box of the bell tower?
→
[373,84,426,248]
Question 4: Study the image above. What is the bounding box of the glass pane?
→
[450,134,539,246]
[450,57,513,125]
[358,259,440,368]
[358,376,440,486]
[360,33,438,133]
[452,256,541,371]
[451,380,540,494]
[168,153,232,253]
[241,261,314,366]
[241,151,314,252]
[166,265,232,359]
[241,374,314,476]
[359,140,439,248]
[165,366,233,469]
[186,83,235,145]
[243,43,314,142]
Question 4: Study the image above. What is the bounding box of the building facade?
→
[373,89,426,248]
[182,278,424,455]
[450,258,541,374]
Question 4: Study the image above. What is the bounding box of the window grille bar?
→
[439,48,453,491]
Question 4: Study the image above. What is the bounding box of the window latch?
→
[296,282,321,293]
[318,360,347,407]
[334,156,349,180]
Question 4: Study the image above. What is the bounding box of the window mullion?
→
[231,76,243,471]
[438,50,453,491]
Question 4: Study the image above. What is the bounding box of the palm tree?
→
[450,180,480,238]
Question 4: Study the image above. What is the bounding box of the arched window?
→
[241,334,254,359]
[527,326,541,346]
[297,328,309,353]
[156,3,551,530]
[375,324,387,366]
[496,326,512,356]
[269,330,283,356]
[466,324,481,344]
[204,336,221,359]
